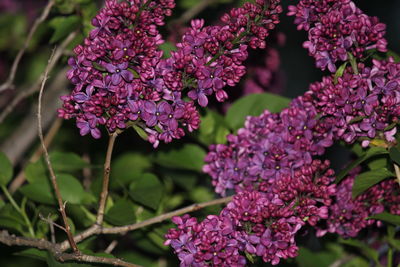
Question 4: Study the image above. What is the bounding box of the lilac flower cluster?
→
[59,0,282,147]
[288,0,387,72]
[204,96,333,196]
[304,58,400,146]
[317,168,400,238]
[165,160,336,266]
[171,0,282,107]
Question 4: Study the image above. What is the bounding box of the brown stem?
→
[37,50,79,253]
[60,196,232,251]
[394,163,400,185]
[96,132,119,226]
[0,0,54,93]
[0,230,141,267]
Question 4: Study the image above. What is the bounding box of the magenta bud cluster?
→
[58,0,282,147]
[204,96,333,196]
[165,159,336,266]
[317,168,400,238]
[288,0,387,73]
[305,58,400,147]
[166,0,400,265]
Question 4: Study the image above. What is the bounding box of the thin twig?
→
[39,213,66,232]
[60,196,232,251]
[0,0,54,93]
[0,31,77,124]
[8,118,63,194]
[105,240,118,254]
[96,132,119,226]
[101,196,233,234]
[0,230,141,267]
[394,163,400,185]
[37,50,79,253]
[329,255,354,267]
[39,213,62,243]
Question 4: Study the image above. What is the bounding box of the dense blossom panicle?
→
[166,159,336,266]
[164,214,247,267]
[59,0,282,146]
[304,58,400,146]
[317,168,400,238]
[288,0,387,72]
[204,96,333,196]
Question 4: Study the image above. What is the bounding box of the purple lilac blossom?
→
[59,0,282,147]
[166,159,336,266]
[317,168,400,238]
[204,95,333,196]
[288,0,387,73]
[304,59,400,146]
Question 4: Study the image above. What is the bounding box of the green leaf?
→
[198,110,230,145]
[334,62,348,84]
[352,169,394,198]
[342,257,369,267]
[105,199,136,226]
[130,231,165,255]
[50,151,89,172]
[386,50,400,62]
[0,152,13,186]
[339,238,379,264]
[348,52,359,74]
[20,181,54,204]
[110,153,152,189]
[226,93,290,130]
[178,0,198,9]
[159,42,176,58]
[132,125,149,141]
[116,251,158,267]
[155,144,206,172]
[20,174,86,204]
[49,15,80,43]
[68,205,96,228]
[189,186,214,203]
[14,248,47,261]
[366,156,388,170]
[349,116,366,124]
[215,126,230,145]
[129,173,163,210]
[296,247,336,267]
[163,169,197,191]
[25,159,47,183]
[336,147,388,183]
[0,204,26,235]
[389,147,400,165]
[55,0,76,14]
[370,212,400,225]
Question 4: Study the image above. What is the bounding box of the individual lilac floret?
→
[104,62,134,85]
